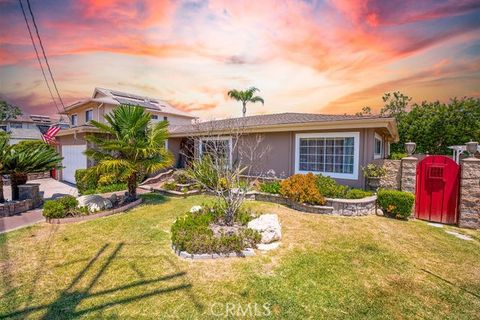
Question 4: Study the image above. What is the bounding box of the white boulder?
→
[189,205,202,213]
[247,214,282,244]
[77,195,113,213]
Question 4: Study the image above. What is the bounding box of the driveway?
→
[3,178,78,201]
[1,178,77,234]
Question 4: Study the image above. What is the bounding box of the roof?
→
[64,87,196,119]
[2,114,53,124]
[169,112,399,140]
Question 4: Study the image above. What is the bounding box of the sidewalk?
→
[0,209,44,234]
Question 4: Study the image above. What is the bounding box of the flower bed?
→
[46,198,143,224]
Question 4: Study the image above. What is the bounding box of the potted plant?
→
[362,164,386,190]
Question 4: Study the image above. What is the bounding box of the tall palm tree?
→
[0,132,10,203]
[85,105,173,200]
[3,140,63,200]
[227,87,264,117]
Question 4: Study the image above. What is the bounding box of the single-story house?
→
[168,113,398,188]
[0,114,66,144]
[55,87,197,183]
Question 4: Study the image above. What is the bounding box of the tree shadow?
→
[0,242,193,319]
[139,193,170,205]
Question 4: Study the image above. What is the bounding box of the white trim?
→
[295,132,360,180]
[374,133,383,159]
[199,136,233,168]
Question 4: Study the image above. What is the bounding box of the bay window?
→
[295,132,359,180]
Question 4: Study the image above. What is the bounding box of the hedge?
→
[377,189,415,219]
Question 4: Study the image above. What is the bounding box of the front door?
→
[415,156,460,224]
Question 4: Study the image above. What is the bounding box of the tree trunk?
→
[127,172,137,201]
[0,175,4,203]
[11,173,28,201]
[242,102,247,117]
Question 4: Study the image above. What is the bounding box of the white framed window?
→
[71,114,78,126]
[295,132,360,180]
[374,133,383,159]
[151,114,159,120]
[199,136,232,168]
[85,109,93,122]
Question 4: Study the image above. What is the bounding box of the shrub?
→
[75,168,98,194]
[43,195,84,219]
[389,152,407,160]
[362,163,387,178]
[280,173,325,205]
[259,181,281,194]
[163,181,176,191]
[377,189,415,219]
[344,188,373,199]
[171,203,260,254]
[43,200,67,218]
[315,175,348,198]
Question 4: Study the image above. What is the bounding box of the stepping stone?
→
[445,230,473,241]
[257,242,280,251]
[427,223,444,228]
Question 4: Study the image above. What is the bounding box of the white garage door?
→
[62,145,87,184]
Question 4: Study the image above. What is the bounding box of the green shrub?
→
[344,188,373,199]
[43,200,67,218]
[259,181,281,194]
[377,189,415,219]
[75,168,98,194]
[163,181,176,191]
[280,173,325,205]
[57,195,78,209]
[315,175,348,198]
[389,152,407,160]
[171,203,260,254]
[362,163,387,178]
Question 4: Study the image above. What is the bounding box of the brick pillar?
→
[401,157,418,193]
[459,158,480,229]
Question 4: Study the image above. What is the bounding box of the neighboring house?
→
[0,114,61,144]
[55,87,197,183]
[168,113,399,188]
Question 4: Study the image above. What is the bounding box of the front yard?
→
[1,194,479,319]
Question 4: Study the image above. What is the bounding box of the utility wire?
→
[25,0,67,114]
[18,0,60,114]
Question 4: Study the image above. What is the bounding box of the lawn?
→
[1,194,479,319]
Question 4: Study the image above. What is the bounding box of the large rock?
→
[77,195,113,213]
[247,214,281,244]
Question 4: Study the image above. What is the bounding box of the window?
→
[163,116,168,121]
[151,114,159,120]
[295,132,359,180]
[71,114,78,126]
[374,133,383,159]
[10,123,22,129]
[85,110,93,122]
[199,137,232,168]
[0,125,6,132]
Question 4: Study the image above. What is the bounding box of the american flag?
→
[42,126,60,144]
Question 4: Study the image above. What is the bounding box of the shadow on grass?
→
[139,193,170,205]
[0,242,194,319]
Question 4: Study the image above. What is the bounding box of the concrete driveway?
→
[3,178,78,201]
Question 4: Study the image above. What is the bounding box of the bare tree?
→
[182,119,271,226]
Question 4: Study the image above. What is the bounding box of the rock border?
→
[172,246,255,260]
[152,187,202,197]
[46,198,143,224]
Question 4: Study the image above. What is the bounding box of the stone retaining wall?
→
[459,158,480,228]
[371,159,401,190]
[250,192,376,216]
[0,199,35,217]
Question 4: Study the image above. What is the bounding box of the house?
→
[55,87,197,183]
[167,113,399,188]
[0,114,63,144]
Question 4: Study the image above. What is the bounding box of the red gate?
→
[415,156,460,224]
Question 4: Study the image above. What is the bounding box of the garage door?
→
[62,145,87,184]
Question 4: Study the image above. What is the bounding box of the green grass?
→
[0,194,479,319]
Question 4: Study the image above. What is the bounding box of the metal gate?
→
[415,156,460,224]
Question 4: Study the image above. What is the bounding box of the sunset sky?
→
[0,0,479,120]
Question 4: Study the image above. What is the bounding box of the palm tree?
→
[227,87,264,117]
[3,141,63,200]
[85,105,173,200]
[0,132,10,203]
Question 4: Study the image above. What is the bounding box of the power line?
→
[17,0,60,114]
[25,0,67,114]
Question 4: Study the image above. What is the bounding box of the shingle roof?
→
[169,112,389,135]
